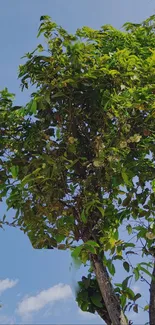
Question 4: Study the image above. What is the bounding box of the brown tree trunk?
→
[96,307,112,325]
[91,254,128,325]
[149,258,155,325]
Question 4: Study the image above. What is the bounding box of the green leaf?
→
[121,170,129,184]
[85,240,99,247]
[139,266,152,278]
[81,251,89,264]
[10,166,19,178]
[37,44,44,52]
[144,304,149,311]
[90,293,103,308]
[113,255,123,261]
[30,99,37,114]
[133,293,141,301]
[120,295,127,309]
[81,291,88,302]
[21,168,42,186]
[123,261,130,272]
[55,234,65,243]
[81,210,87,223]
[85,245,96,254]
[124,242,135,248]
[51,92,64,98]
[21,175,44,187]
[113,229,119,240]
[71,245,83,259]
[107,260,116,276]
[133,304,138,313]
[93,159,104,167]
[2,214,6,222]
[122,275,132,290]
[134,268,140,281]
[125,287,135,300]
[81,301,89,311]
[126,224,132,235]
[56,128,61,140]
[40,15,51,21]
[126,250,137,255]
[96,206,105,217]
[69,184,76,195]
[151,179,155,192]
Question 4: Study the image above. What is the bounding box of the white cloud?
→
[17,283,72,317]
[43,303,72,318]
[0,278,18,295]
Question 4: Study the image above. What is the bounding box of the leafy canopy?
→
[0,14,155,320]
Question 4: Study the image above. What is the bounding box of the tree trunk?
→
[149,258,155,325]
[96,307,112,325]
[91,254,128,325]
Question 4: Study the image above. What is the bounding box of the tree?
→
[0,15,155,325]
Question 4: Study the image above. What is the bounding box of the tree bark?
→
[96,307,112,325]
[91,254,128,325]
[149,258,155,325]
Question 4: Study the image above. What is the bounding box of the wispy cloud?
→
[17,283,72,317]
[0,278,18,295]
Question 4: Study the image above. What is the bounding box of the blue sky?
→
[0,0,155,324]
